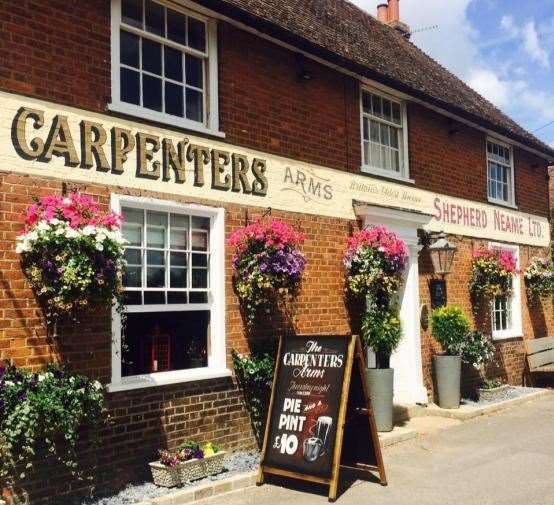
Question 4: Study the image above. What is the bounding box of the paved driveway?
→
[204,394,554,505]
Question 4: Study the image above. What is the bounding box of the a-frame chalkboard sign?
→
[257,334,387,502]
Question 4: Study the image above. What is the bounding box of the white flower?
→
[38,374,46,382]
[82,225,96,236]
[63,197,71,205]
[37,221,50,232]
[95,243,104,251]
[4,381,14,387]
[65,228,80,239]
[26,231,38,241]
[49,218,61,226]
[93,380,102,391]
[55,227,65,236]
[96,232,106,242]
[69,376,75,383]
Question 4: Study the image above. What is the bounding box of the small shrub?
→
[361,307,402,368]
[431,305,471,356]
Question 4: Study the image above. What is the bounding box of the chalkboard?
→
[263,335,348,478]
[257,335,387,502]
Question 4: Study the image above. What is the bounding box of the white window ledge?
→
[108,102,226,139]
[487,197,518,210]
[360,165,415,184]
[492,331,523,341]
[107,368,232,393]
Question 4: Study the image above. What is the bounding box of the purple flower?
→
[0,399,5,414]
[194,448,204,459]
[17,390,26,402]
[0,367,5,380]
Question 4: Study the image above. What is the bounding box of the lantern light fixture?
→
[429,232,457,276]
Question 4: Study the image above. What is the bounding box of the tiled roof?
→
[200,0,554,159]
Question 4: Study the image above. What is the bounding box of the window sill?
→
[487,197,518,210]
[492,331,523,341]
[107,368,232,393]
[360,165,415,185]
[108,102,226,139]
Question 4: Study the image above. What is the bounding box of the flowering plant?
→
[343,226,407,302]
[157,441,222,467]
[469,248,519,299]
[461,331,496,369]
[0,362,105,482]
[15,193,126,326]
[228,219,306,325]
[361,306,402,368]
[524,257,554,299]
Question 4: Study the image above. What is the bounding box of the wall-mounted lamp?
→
[428,232,457,276]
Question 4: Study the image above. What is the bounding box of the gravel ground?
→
[461,386,542,406]
[68,452,260,505]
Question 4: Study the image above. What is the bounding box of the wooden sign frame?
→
[257,334,387,502]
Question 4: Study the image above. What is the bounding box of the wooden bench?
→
[524,337,554,386]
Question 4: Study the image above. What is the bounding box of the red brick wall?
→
[0,0,549,213]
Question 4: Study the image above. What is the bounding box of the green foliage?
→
[0,362,106,483]
[231,349,275,446]
[361,307,402,362]
[431,305,471,356]
[461,331,495,368]
[524,257,554,299]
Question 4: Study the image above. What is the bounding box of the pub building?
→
[0,0,553,502]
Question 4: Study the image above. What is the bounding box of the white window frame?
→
[108,194,228,392]
[109,0,223,137]
[359,85,412,183]
[486,137,516,208]
[488,242,522,341]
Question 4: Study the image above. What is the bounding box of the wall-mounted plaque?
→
[430,279,447,309]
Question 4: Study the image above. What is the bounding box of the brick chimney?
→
[377,3,388,23]
[376,0,411,39]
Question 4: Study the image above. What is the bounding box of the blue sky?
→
[351,0,554,148]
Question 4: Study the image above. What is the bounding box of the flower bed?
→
[15,193,126,327]
[228,219,306,325]
[150,442,225,488]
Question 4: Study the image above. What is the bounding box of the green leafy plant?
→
[361,306,402,368]
[469,248,518,300]
[15,193,126,329]
[481,377,503,389]
[0,362,106,483]
[461,331,495,368]
[524,257,554,299]
[431,305,471,356]
[231,349,275,446]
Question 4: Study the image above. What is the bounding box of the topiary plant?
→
[361,306,402,369]
[431,305,471,356]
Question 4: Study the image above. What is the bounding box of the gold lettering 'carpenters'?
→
[11,106,269,197]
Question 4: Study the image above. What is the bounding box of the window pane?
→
[167,8,188,45]
[191,216,210,230]
[122,225,142,246]
[362,92,371,114]
[370,143,381,169]
[370,120,380,142]
[192,253,208,267]
[188,17,206,52]
[145,0,164,36]
[121,68,140,105]
[372,94,382,117]
[144,291,165,304]
[124,291,142,305]
[170,252,187,267]
[171,214,189,228]
[390,128,399,148]
[380,124,390,146]
[185,55,203,88]
[392,102,401,124]
[123,266,142,287]
[122,0,143,28]
[147,267,165,287]
[170,229,187,250]
[383,99,392,122]
[143,75,162,111]
[362,118,369,141]
[189,292,208,304]
[170,268,187,287]
[185,88,203,122]
[191,231,208,251]
[123,208,144,224]
[165,82,184,117]
[168,291,187,304]
[363,141,370,165]
[147,211,167,226]
[142,39,162,75]
[147,228,165,248]
[120,30,140,68]
[124,249,141,265]
[391,149,400,171]
[147,250,164,265]
[192,269,208,288]
[164,46,183,81]
[121,311,209,376]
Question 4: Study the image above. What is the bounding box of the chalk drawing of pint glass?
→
[303,416,332,462]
